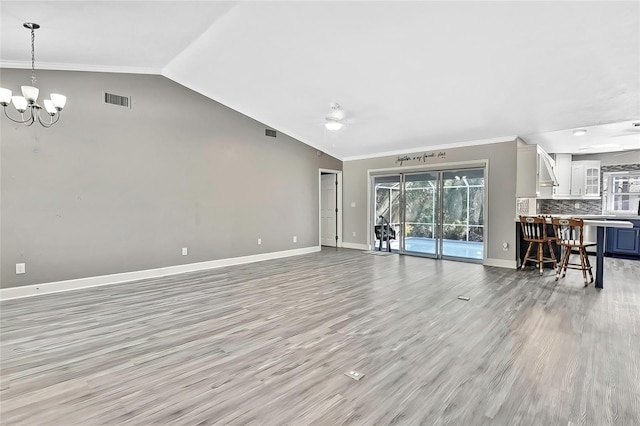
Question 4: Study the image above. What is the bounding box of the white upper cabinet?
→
[570,160,601,198]
[516,144,558,198]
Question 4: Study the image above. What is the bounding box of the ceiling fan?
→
[325,102,347,131]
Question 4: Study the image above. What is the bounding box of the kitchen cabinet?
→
[606,220,640,257]
[552,153,572,197]
[516,144,557,198]
[571,160,600,197]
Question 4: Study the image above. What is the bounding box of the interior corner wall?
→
[0,69,341,289]
[341,141,518,264]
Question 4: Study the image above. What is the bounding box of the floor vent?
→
[265,129,277,138]
[104,92,131,108]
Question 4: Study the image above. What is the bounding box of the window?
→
[603,172,640,214]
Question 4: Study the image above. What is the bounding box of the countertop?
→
[516,214,639,220]
[514,215,639,225]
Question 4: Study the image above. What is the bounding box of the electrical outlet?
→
[351,202,356,207]
[293,236,297,243]
[182,247,188,256]
[574,202,580,209]
[257,238,262,245]
[16,263,26,274]
[352,231,356,237]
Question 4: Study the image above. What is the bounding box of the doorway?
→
[372,167,485,261]
[320,170,342,247]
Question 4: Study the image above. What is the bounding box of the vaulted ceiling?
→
[1,1,639,159]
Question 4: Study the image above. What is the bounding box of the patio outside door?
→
[373,168,485,261]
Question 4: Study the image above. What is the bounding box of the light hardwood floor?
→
[1,248,639,425]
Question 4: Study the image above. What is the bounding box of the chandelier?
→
[0,23,67,128]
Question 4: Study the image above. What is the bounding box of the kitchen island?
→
[515,216,635,289]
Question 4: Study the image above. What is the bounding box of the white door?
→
[321,174,337,246]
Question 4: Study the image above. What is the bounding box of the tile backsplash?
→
[538,198,602,215]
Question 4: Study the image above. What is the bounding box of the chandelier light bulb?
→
[0,88,12,106]
[21,85,39,104]
[50,93,67,110]
[43,100,57,115]
[11,96,28,113]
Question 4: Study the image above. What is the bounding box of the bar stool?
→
[551,217,596,286]
[519,215,557,275]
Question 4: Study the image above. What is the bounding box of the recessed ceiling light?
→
[572,129,587,136]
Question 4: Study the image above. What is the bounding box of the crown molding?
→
[0,61,161,75]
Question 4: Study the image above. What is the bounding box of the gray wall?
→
[0,69,341,288]
[342,140,517,264]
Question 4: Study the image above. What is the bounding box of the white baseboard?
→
[0,246,321,301]
[484,258,517,269]
[341,242,370,251]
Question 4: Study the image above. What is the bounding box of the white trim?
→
[0,246,320,301]
[0,61,162,75]
[341,242,369,251]
[484,258,517,269]
[342,136,516,162]
[483,159,490,264]
[319,169,343,248]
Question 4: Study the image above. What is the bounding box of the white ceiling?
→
[1,1,639,160]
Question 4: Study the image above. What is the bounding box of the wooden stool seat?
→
[519,215,557,275]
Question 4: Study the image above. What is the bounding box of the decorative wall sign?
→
[395,151,447,166]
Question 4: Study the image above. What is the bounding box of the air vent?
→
[265,129,277,138]
[104,92,130,108]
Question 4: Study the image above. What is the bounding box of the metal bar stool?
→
[551,217,596,286]
[519,215,557,275]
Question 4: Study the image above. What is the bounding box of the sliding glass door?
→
[403,172,438,256]
[373,175,401,251]
[372,167,485,261]
[440,169,484,260]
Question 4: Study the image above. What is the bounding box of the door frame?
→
[367,160,489,262]
[319,169,343,247]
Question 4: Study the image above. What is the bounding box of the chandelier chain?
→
[30,26,36,85]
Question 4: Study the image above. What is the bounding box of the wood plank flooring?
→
[1,248,639,425]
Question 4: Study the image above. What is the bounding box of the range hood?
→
[516,141,559,198]
[537,147,558,187]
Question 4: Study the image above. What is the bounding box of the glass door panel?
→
[402,173,438,256]
[373,175,401,251]
[441,169,484,260]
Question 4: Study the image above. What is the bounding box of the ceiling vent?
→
[104,92,130,108]
[265,129,277,138]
